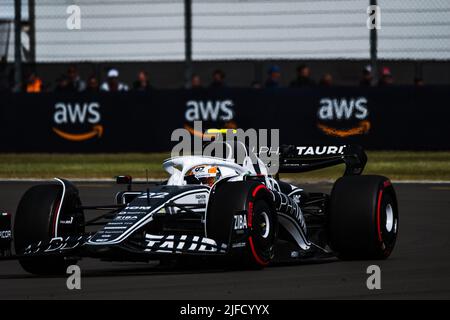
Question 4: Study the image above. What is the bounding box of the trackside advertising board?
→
[0,87,449,152]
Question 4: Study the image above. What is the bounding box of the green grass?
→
[0,153,169,179]
[0,152,449,181]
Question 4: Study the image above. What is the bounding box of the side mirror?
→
[116,175,132,191]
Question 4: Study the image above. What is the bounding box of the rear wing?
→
[278,144,367,176]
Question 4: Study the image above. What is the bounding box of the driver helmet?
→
[186,165,221,187]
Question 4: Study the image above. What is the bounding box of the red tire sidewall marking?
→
[248,236,269,266]
[248,184,270,266]
[376,188,384,244]
[252,184,267,198]
[247,201,253,228]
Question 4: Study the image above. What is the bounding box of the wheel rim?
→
[378,192,398,252]
[249,200,275,265]
[259,211,270,239]
[385,203,394,232]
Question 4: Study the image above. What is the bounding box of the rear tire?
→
[14,182,84,275]
[328,175,398,260]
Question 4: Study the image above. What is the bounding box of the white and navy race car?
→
[2,142,399,275]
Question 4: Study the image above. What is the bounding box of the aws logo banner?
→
[316,97,370,138]
[184,100,237,137]
[53,102,103,142]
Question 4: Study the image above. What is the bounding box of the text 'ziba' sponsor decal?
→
[233,214,248,230]
[53,102,103,141]
[317,97,370,137]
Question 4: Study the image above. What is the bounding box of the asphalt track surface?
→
[0,181,449,300]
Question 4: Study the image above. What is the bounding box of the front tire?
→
[206,181,276,269]
[14,182,84,275]
[247,199,277,268]
[328,175,399,260]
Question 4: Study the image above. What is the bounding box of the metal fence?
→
[377,0,450,60]
[1,0,450,91]
[0,21,11,60]
[1,0,450,62]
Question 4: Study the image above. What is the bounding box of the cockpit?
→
[163,141,268,187]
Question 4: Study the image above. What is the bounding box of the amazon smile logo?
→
[316,97,371,138]
[53,102,103,142]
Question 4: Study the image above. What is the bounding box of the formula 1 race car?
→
[1,142,399,275]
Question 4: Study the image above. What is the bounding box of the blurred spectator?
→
[359,65,373,86]
[265,65,281,88]
[133,70,152,91]
[85,75,99,92]
[378,67,394,86]
[26,72,42,93]
[290,64,315,87]
[66,65,86,92]
[0,77,7,92]
[55,75,68,92]
[54,75,69,92]
[7,66,18,92]
[319,73,333,86]
[191,74,202,89]
[101,69,129,92]
[210,69,226,88]
[414,77,425,86]
[251,80,262,89]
